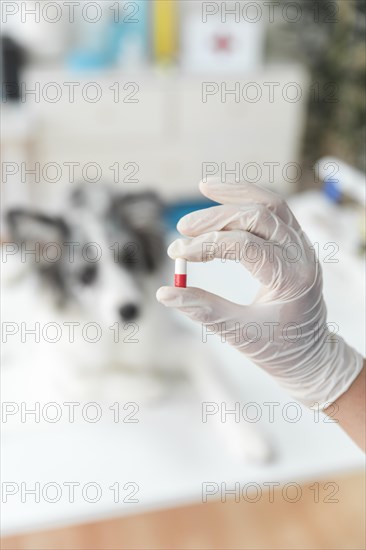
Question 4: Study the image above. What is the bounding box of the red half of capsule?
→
[174,274,187,288]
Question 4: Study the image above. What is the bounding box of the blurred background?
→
[1,1,365,549]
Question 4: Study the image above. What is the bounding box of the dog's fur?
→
[2,185,269,461]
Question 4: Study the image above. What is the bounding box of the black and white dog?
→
[2,185,269,461]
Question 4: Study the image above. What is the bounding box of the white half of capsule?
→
[175,258,187,275]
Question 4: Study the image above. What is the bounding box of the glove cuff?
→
[279,337,364,410]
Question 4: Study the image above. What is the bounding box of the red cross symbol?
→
[213,35,232,52]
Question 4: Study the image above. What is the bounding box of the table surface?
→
[3,472,365,550]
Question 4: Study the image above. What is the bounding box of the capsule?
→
[174,258,187,288]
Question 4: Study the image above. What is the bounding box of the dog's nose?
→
[118,304,140,322]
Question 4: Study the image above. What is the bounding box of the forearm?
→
[324,363,366,450]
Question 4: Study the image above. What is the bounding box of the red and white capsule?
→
[174,258,187,288]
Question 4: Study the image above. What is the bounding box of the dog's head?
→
[7,185,166,324]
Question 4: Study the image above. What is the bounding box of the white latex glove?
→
[157,180,363,409]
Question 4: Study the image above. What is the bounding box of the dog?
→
[2,184,270,462]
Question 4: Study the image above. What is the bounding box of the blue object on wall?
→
[67,0,149,71]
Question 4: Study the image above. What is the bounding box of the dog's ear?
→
[6,209,70,262]
[116,192,163,226]
[71,184,111,216]
[111,192,166,272]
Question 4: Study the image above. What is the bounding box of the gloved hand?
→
[157,180,363,409]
